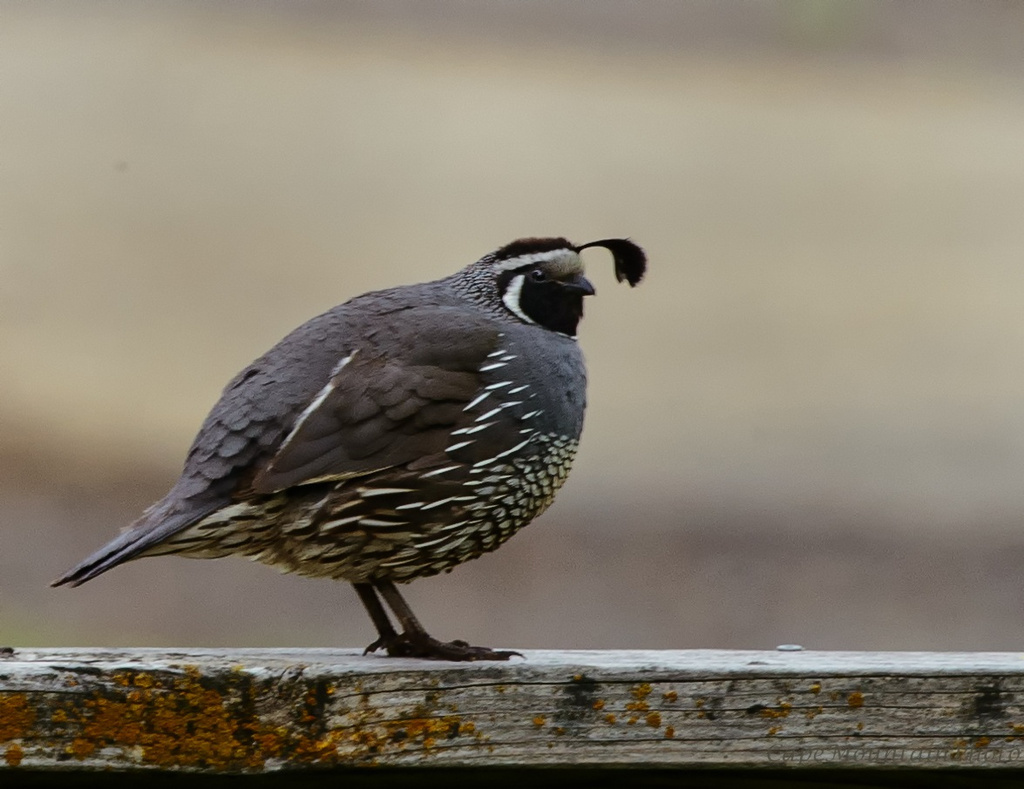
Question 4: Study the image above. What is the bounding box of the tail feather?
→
[51,499,220,588]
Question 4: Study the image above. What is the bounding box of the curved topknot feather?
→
[575,238,647,287]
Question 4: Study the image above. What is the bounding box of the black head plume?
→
[574,238,647,287]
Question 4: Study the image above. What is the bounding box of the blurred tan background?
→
[3,1,1024,651]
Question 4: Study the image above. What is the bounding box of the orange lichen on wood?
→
[3,744,23,767]
[0,695,35,742]
[70,666,261,769]
[66,738,96,760]
[630,683,652,702]
[760,702,792,720]
[625,683,651,713]
[42,665,489,771]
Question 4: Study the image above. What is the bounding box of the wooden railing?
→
[3,648,1024,782]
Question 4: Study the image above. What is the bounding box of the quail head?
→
[54,236,647,660]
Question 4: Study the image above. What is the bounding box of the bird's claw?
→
[364,632,522,661]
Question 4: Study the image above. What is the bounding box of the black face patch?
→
[499,267,590,336]
[519,277,585,336]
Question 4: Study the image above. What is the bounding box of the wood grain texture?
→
[3,648,1024,773]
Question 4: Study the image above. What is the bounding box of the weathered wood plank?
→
[3,648,1024,773]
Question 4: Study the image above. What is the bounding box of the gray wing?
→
[52,303,501,586]
[249,314,502,493]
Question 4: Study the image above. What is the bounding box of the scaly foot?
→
[365,632,522,661]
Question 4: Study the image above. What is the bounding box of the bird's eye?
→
[529,269,546,282]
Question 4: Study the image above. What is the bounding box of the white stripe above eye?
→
[493,248,580,274]
[501,274,536,325]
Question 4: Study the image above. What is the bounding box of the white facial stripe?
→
[500,274,536,325]
[493,248,580,274]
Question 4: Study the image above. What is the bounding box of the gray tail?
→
[51,500,218,588]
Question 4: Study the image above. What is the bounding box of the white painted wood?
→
[2,648,1024,772]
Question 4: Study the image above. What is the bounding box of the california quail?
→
[53,236,647,660]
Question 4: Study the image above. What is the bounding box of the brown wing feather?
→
[250,316,502,493]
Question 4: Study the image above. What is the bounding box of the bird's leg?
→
[353,582,399,655]
[372,579,521,661]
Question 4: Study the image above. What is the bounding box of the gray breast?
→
[488,320,588,440]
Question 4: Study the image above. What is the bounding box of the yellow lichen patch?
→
[133,673,157,689]
[300,689,321,723]
[805,706,823,720]
[251,728,288,760]
[767,726,781,736]
[809,683,822,695]
[604,713,617,725]
[532,716,546,728]
[694,699,705,709]
[72,666,259,770]
[4,743,24,767]
[44,665,489,772]
[67,738,96,759]
[662,690,678,703]
[0,695,35,742]
[626,701,649,712]
[664,726,675,739]
[401,715,462,749]
[554,727,566,736]
[645,712,662,728]
[760,702,792,720]
[847,691,865,709]
[592,699,605,711]
[292,730,344,763]
[975,737,991,748]
[630,683,652,702]
[624,682,653,717]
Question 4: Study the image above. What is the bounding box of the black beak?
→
[560,273,596,296]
